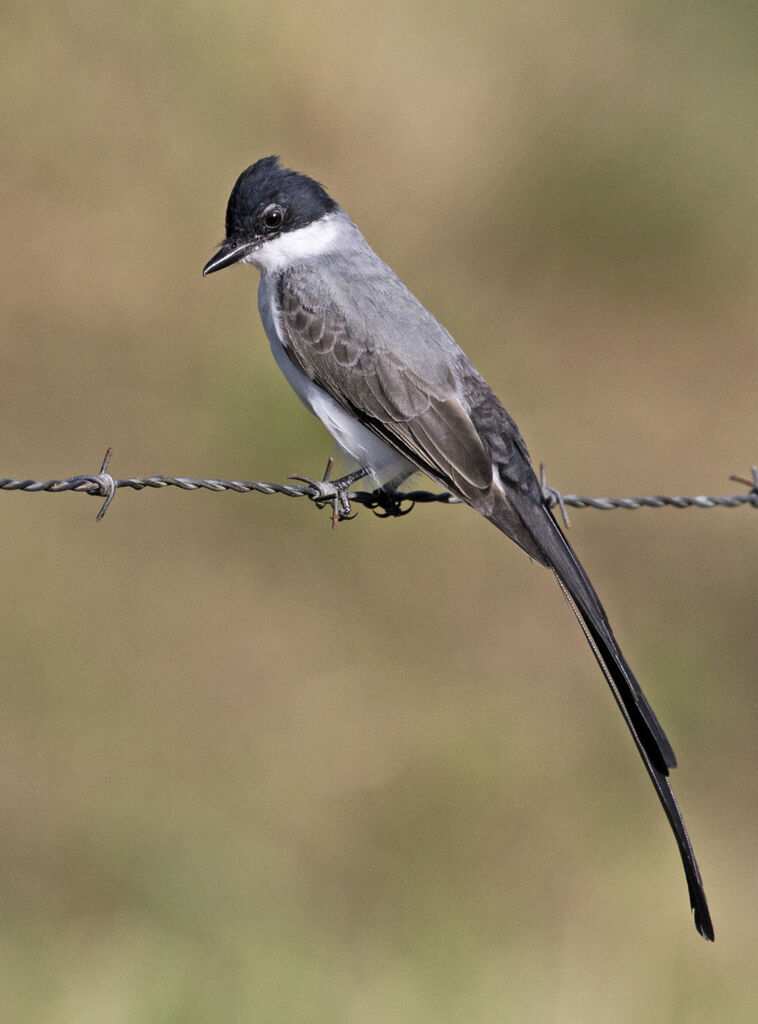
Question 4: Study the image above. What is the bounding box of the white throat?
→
[244,212,342,274]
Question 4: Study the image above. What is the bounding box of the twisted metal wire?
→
[1,448,756,521]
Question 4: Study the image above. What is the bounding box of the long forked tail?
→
[552,567,713,940]
[489,493,714,939]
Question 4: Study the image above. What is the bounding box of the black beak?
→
[202,240,254,276]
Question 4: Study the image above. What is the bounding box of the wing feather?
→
[276,267,493,494]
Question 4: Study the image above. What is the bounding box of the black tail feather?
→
[552,569,714,941]
[486,494,713,939]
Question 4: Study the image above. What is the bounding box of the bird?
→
[203,155,713,940]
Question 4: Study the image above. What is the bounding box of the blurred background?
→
[2,2,757,1021]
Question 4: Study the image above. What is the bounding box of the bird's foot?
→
[289,458,369,528]
[362,486,415,519]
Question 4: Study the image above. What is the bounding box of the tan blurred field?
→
[2,2,758,1021]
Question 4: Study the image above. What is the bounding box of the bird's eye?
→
[261,204,285,230]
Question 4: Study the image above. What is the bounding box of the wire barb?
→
[288,459,369,527]
[729,466,758,507]
[42,446,117,521]
[540,463,571,527]
[94,447,117,520]
[2,452,757,520]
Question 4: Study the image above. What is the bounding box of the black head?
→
[202,156,338,275]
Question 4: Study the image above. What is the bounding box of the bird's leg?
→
[289,458,369,527]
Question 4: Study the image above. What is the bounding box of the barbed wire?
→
[1,448,756,524]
